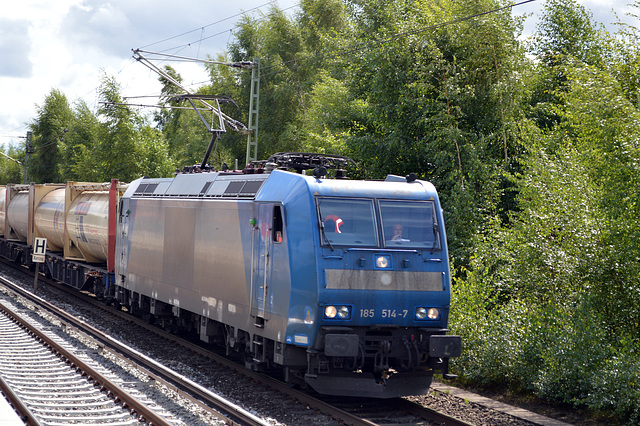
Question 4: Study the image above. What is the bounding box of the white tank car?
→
[33,187,66,251]
[64,191,111,262]
[6,189,29,242]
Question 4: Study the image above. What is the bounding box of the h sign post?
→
[33,238,47,262]
[33,237,47,291]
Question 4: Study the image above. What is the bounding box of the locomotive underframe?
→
[110,283,456,397]
[301,325,458,397]
[112,285,310,375]
[112,281,460,397]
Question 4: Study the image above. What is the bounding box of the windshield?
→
[380,199,440,249]
[317,198,378,247]
[316,197,441,250]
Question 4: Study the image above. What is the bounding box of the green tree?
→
[528,0,608,67]
[555,63,640,336]
[92,73,173,181]
[0,144,26,184]
[338,0,530,264]
[226,0,533,265]
[608,1,640,107]
[227,0,353,161]
[154,65,184,133]
[450,1,640,420]
[298,71,366,153]
[61,99,101,181]
[526,0,611,132]
[28,89,74,183]
[95,73,140,180]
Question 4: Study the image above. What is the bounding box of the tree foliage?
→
[0,144,26,185]
[450,1,640,421]
[28,89,74,183]
[24,73,173,184]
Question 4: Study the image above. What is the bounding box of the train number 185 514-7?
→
[359,309,409,318]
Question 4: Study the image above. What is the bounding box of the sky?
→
[0,0,636,148]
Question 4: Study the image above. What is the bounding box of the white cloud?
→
[514,0,636,38]
[0,0,292,145]
[63,2,133,57]
[0,18,33,78]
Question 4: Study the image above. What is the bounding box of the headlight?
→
[324,305,351,320]
[325,306,337,319]
[376,255,390,268]
[427,308,440,320]
[337,306,350,319]
[415,307,441,320]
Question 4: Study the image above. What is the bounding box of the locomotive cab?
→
[300,174,461,397]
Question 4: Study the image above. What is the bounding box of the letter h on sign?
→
[34,238,47,255]
[33,238,47,263]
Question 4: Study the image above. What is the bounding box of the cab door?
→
[250,203,285,326]
[251,203,273,324]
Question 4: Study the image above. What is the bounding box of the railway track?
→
[0,272,270,426]
[314,394,477,425]
[0,298,164,425]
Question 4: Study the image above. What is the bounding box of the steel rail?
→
[0,374,42,426]
[2,260,472,426]
[0,273,268,426]
[44,282,461,426]
[0,298,171,426]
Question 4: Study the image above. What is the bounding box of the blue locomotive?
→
[1,153,460,398]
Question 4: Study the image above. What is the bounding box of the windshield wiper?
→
[320,222,334,251]
[432,222,440,251]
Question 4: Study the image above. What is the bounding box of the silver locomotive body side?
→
[115,174,290,347]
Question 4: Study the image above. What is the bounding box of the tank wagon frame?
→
[0,155,461,398]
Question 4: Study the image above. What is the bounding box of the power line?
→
[260,0,538,76]
[136,2,300,63]
[68,3,297,123]
[118,0,535,122]
[172,3,300,53]
[137,0,285,51]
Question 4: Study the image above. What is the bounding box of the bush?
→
[449,267,545,390]
[533,295,610,404]
[450,279,640,424]
[534,294,640,423]
[588,353,640,422]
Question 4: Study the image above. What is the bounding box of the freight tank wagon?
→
[0,181,123,292]
[115,166,461,398]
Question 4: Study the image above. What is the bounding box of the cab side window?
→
[272,205,283,243]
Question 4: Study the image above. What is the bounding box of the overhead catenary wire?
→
[134,50,255,69]
[258,0,538,77]
[169,3,300,53]
[115,0,537,139]
[0,2,292,148]
[116,4,296,119]
[23,0,538,153]
[137,0,292,52]
[14,0,537,153]
[128,0,537,100]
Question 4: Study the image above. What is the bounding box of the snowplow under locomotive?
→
[0,153,461,398]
